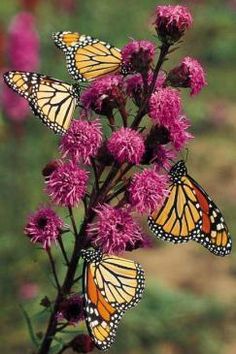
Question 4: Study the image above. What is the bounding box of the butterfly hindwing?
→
[52,31,122,82]
[148,160,232,256]
[189,175,232,256]
[3,71,79,134]
[82,249,145,351]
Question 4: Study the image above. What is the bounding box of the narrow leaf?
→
[19,305,39,348]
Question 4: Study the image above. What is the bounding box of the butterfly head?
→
[170,160,187,183]
[81,249,103,264]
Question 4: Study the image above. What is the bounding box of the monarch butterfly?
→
[3,71,80,134]
[148,160,232,256]
[81,249,145,351]
[52,31,124,82]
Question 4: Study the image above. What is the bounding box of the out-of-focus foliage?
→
[0,0,236,353]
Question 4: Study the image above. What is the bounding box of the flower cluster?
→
[107,127,145,164]
[58,294,84,324]
[122,40,155,73]
[128,169,169,214]
[45,160,88,208]
[87,204,149,254]
[81,74,125,115]
[24,207,64,249]
[19,4,209,353]
[167,56,207,96]
[60,119,103,164]
[154,5,193,43]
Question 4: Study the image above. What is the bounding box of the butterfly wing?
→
[148,160,232,256]
[82,250,145,350]
[188,175,232,256]
[52,31,122,82]
[148,174,202,243]
[3,71,79,134]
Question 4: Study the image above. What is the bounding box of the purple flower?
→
[167,57,207,96]
[87,204,146,254]
[169,115,193,151]
[59,119,103,164]
[24,207,64,249]
[128,169,169,214]
[71,334,95,353]
[125,71,166,104]
[42,160,60,180]
[154,5,193,42]
[153,145,177,171]
[121,40,155,72]
[45,161,88,208]
[107,127,145,165]
[8,12,39,71]
[80,74,125,115]
[58,294,84,324]
[149,87,182,126]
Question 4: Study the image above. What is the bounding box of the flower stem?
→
[68,207,78,237]
[47,249,61,292]
[131,43,170,129]
[58,237,70,266]
[91,157,100,193]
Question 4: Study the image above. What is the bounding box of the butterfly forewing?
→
[52,31,122,82]
[82,250,145,351]
[3,71,79,134]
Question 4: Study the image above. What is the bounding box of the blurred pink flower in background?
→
[1,11,40,123]
[8,12,39,70]
[19,282,39,300]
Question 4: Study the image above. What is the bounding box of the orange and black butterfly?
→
[52,31,125,82]
[148,160,232,256]
[3,71,80,134]
[81,249,145,351]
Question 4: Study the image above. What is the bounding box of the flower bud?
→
[154,5,192,44]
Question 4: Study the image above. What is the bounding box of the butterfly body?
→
[81,249,145,351]
[53,31,123,82]
[148,160,232,256]
[4,71,79,134]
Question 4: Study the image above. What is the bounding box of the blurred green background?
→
[0,0,236,353]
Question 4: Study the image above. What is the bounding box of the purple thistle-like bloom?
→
[71,334,95,353]
[169,115,193,151]
[58,294,84,324]
[125,71,166,98]
[59,119,103,164]
[80,74,125,115]
[45,160,88,208]
[181,57,207,96]
[128,169,169,214]
[121,40,155,72]
[149,87,181,126]
[153,145,177,171]
[9,12,39,71]
[168,56,207,96]
[87,204,146,254]
[154,5,193,42]
[24,207,64,249]
[107,127,145,164]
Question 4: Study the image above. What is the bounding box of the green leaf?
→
[19,305,39,348]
